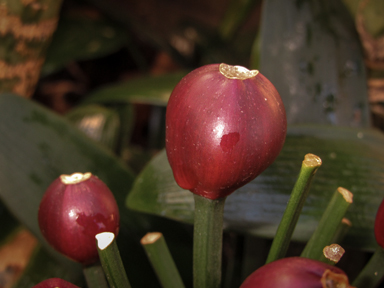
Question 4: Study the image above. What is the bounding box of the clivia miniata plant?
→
[1,0,383,287]
[33,63,379,288]
[165,63,287,287]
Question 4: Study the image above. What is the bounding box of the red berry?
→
[32,278,80,288]
[374,198,384,248]
[240,257,353,288]
[38,172,120,265]
[166,63,287,200]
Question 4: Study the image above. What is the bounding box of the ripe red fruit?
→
[240,257,354,288]
[32,278,80,288]
[38,172,120,265]
[166,63,287,200]
[374,198,384,248]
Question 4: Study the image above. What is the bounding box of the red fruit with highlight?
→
[38,172,120,265]
[32,278,80,288]
[240,257,354,288]
[166,63,287,200]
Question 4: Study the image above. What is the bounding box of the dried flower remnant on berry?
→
[219,63,259,80]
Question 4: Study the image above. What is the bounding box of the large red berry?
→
[240,257,354,288]
[374,198,384,248]
[166,63,287,199]
[32,278,80,288]
[38,172,120,265]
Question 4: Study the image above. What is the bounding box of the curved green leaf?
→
[218,0,259,41]
[0,94,194,288]
[126,125,384,251]
[42,14,128,75]
[82,72,187,106]
[257,0,370,127]
[0,93,135,250]
[65,104,122,151]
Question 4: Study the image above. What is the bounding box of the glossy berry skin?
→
[166,63,287,200]
[374,198,384,248]
[240,257,353,288]
[32,278,80,288]
[38,173,120,265]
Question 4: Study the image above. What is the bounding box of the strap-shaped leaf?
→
[0,94,194,287]
[0,94,195,287]
[82,72,187,106]
[42,14,128,75]
[257,0,370,127]
[65,104,122,151]
[127,125,384,251]
[0,93,135,249]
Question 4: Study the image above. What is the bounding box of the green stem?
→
[266,153,322,264]
[300,187,353,260]
[353,246,384,288]
[141,232,185,288]
[331,218,352,244]
[83,263,109,288]
[193,194,226,288]
[96,232,132,288]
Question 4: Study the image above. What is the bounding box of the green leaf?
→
[65,104,122,151]
[0,93,135,251]
[218,0,259,41]
[126,125,384,251]
[257,0,370,127]
[42,14,128,75]
[82,72,187,106]
[0,93,192,288]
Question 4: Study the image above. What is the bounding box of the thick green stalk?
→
[96,232,131,288]
[353,246,384,288]
[266,153,322,263]
[331,218,352,244]
[141,232,185,288]
[83,263,108,288]
[301,187,353,260]
[193,194,226,288]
